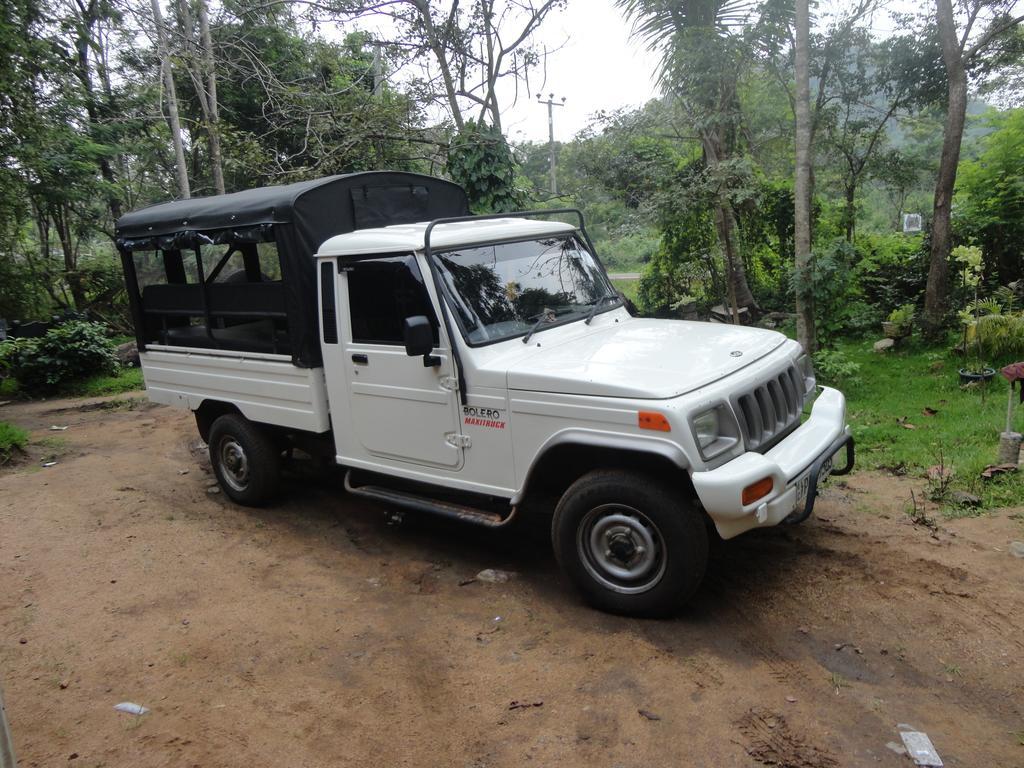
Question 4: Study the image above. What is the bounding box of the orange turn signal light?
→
[638,411,671,432]
[742,476,774,506]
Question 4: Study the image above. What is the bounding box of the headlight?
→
[690,404,739,461]
[693,409,720,449]
[797,353,816,395]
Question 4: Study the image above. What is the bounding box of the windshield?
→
[431,235,618,345]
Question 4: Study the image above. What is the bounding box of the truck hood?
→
[506,319,788,399]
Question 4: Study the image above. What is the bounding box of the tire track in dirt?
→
[736,707,838,768]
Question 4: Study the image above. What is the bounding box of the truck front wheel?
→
[552,470,708,616]
[208,414,281,507]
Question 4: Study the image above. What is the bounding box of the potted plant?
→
[955,245,996,385]
[882,304,915,339]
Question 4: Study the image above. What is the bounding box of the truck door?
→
[337,254,463,469]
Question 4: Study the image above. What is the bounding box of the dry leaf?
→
[981,464,1018,479]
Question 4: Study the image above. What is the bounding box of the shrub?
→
[0,321,118,392]
[839,300,882,336]
[974,314,1024,362]
[887,304,916,327]
[813,349,861,386]
[855,233,927,310]
[0,421,28,465]
[790,238,855,347]
[447,120,525,213]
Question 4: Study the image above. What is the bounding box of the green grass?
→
[831,338,1023,510]
[59,366,145,397]
[0,421,29,465]
[0,365,144,400]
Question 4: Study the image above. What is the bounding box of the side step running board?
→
[343,471,517,528]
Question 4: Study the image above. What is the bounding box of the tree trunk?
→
[53,205,87,309]
[923,0,967,337]
[198,0,225,194]
[150,0,191,199]
[843,181,857,243]
[793,0,815,352]
[712,199,755,321]
[701,129,756,320]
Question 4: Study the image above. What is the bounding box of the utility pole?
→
[372,41,383,97]
[536,93,565,195]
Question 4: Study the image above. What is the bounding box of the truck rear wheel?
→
[552,470,708,617]
[208,414,281,507]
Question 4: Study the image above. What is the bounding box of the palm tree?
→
[617,0,760,321]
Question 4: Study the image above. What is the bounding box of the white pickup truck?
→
[116,172,853,616]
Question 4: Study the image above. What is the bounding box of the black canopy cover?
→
[116,172,469,367]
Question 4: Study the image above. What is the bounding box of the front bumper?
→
[691,386,854,539]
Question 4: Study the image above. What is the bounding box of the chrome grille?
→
[732,364,806,452]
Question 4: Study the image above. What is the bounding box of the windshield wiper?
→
[522,307,573,344]
[584,293,621,325]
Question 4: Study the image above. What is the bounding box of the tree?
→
[793,0,814,351]
[150,0,190,198]
[172,0,225,194]
[447,120,525,212]
[922,0,1024,337]
[332,0,566,131]
[956,108,1024,283]
[819,33,915,243]
[617,0,761,321]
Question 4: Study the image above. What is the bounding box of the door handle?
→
[351,353,368,365]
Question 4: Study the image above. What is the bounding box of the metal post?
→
[536,93,565,196]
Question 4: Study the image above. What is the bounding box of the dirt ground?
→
[1,394,1023,768]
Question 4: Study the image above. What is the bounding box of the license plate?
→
[793,454,835,509]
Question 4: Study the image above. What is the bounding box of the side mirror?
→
[403,316,440,367]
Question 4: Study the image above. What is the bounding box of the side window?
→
[345,255,439,345]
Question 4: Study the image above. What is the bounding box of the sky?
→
[345,0,663,144]
[495,0,663,144]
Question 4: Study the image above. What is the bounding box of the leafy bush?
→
[447,120,526,213]
[790,238,855,347]
[974,314,1024,362]
[813,349,862,386]
[886,304,916,327]
[839,300,882,336]
[0,321,118,392]
[855,233,927,311]
[0,421,28,465]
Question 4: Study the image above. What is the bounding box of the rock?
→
[116,341,139,367]
[1009,541,1024,559]
[476,568,517,583]
[950,491,982,508]
[873,338,896,353]
[205,485,220,495]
